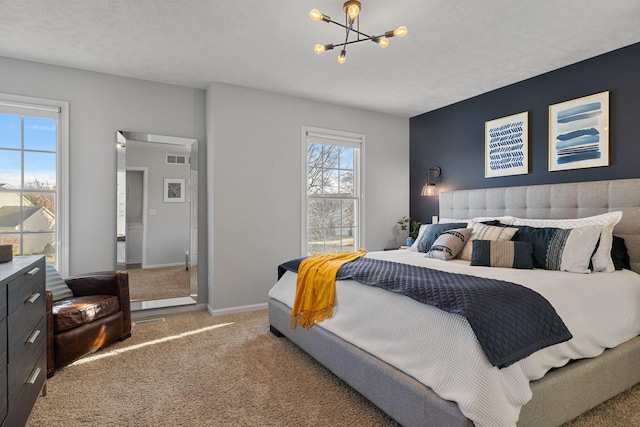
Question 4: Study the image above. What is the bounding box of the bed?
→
[268,178,640,426]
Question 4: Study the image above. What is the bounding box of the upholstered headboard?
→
[440,178,640,274]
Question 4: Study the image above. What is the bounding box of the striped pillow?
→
[425,228,472,260]
[459,223,518,261]
[416,223,467,253]
[46,261,73,301]
[470,240,534,269]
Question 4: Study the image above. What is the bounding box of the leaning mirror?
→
[117,131,198,310]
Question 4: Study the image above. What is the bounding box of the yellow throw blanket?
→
[291,249,367,329]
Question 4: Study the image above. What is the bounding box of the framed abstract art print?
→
[485,111,528,178]
[548,91,609,171]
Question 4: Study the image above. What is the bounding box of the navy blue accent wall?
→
[410,42,640,222]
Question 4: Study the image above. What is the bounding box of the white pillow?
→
[512,212,622,272]
[555,225,603,273]
[438,218,466,224]
[440,216,516,225]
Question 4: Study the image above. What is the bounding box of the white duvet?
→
[268,250,640,427]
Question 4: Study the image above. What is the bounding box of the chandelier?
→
[309,0,407,64]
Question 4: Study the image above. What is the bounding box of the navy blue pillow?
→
[416,223,467,252]
[611,235,631,270]
[481,220,504,226]
[512,226,562,269]
[511,224,601,273]
[470,240,534,269]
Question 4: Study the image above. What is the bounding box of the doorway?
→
[126,169,146,268]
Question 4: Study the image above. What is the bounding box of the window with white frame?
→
[0,94,68,274]
[303,127,363,255]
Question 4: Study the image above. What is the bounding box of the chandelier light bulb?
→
[377,37,389,48]
[421,184,437,197]
[309,9,324,21]
[346,3,360,20]
[314,44,326,54]
[393,25,408,37]
[337,50,347,64]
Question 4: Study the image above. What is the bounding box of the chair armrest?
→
[65,271,131,336]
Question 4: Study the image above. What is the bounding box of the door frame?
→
[126,167,148,268]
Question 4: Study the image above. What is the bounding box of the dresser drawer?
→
[7,260,44,316]
[0,366,7,426]
[6,349,45,427]
[7,290,45,358]
[8,316,45,395]
[0,256,45,427]
[0,318,6,367]
[0,281,6,320]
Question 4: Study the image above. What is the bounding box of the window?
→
[166,154,187,165]
[0,94,69,274]
[303,127,364,255]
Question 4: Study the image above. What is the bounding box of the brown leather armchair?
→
[46,271,131,377]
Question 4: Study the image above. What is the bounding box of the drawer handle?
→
[26,367,41,385]
[27,329,41,344]
[28,267,41,276]
[27,292,41,304]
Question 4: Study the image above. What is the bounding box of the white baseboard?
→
[143,262,185,269]
[131,302,207,319]
[132,301,268,320]
[207,302,268,317]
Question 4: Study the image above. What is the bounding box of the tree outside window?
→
[305,132,361,255]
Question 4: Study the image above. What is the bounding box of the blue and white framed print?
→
[485,111,528,178]
[549,91,609,171]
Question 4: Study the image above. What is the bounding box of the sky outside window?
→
[0,113,56,189]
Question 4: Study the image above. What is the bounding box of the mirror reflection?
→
[116,131,198,309]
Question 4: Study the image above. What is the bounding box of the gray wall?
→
[0,57,410,313]
[0,57,207,300]
[207,83,409,312]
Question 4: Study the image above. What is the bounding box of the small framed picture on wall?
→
[164,178,185,203]
[485,111,529,178]
[548,91,609,171]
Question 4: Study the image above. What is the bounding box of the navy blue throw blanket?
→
[278,257,572,368]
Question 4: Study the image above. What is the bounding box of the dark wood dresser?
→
[0,255,46,427]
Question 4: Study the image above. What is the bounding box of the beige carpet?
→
[27,310,640,426]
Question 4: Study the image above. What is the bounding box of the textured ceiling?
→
[1,0,639,118]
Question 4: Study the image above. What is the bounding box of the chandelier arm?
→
[343,24,351,50]
[322,17,373,39]
[326,36,380,49]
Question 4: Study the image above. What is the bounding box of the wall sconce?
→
[421,166,441,197]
